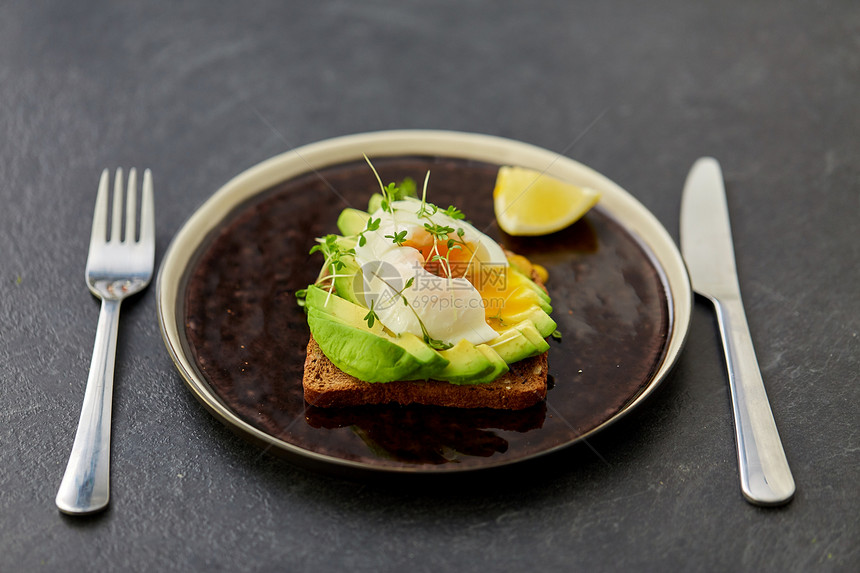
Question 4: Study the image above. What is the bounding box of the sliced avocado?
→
[367,193,384,213]
[306,285,371,328]
[308,311,423,382]
[537,298,553,315]
[528,309,557,338]
[509,266,552,306]
[435,339,495,385]
[331,256,363,306]
[504,285,553,315]
[500,307,557,338]
[306,285,448,379]
[316,307,449,379]
[305,285,537,386]
[486,327,542,363]
[390,332,449,378]
[469,344,509,384]
[336,208,371,236]
[514,321,551,354]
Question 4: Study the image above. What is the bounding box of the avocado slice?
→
[367,193,384,213]
[306,285,449,379]
[469,344,509,384]
[514,321,551,354]
[390,332,450,378]
[434,339,495,385]
[503,286,553,316]
[486,326,542,363]
[331,256,363,306]
[310,308,449,379]
[509,267,552,305]
[336,208,371,236]
[308,311,424,382]
[509,267,552,314]
[498,307,557,338]
[306,285,372,328]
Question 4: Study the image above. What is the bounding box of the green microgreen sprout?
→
[396,177,417,199]
[386,229,408,246]
[487,307,506,327]
[364,155,393,214]
[309,234,356,304]
[416,171,434,218]
[551,329,563,341]
[295,288,308,308]
[363,299,379,328]
[425,336,453,351]
[364,155,418,249]
[443,205,465,220]
[384,182,398,199]
[423,222,455,238]
[358,217,381,247]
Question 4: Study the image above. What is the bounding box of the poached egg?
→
[354,199,507,346]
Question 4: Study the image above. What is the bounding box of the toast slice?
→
[302,336,548,410]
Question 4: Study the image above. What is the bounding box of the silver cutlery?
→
[56,168,155,515]
[680,157,794,506]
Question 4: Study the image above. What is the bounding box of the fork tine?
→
[90,169,110,246]
[111,168,124,242]
[125,168,137,242]
[139,169,155,246]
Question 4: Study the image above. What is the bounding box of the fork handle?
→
[56,298,121,515]
[712,294,795,506]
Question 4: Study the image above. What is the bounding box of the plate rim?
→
[156,129,692,475]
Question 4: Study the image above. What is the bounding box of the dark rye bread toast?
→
[302,336,548,410]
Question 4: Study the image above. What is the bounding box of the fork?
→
[56,168,155,515]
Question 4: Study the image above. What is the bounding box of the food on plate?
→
[298,159,559,410]
[493,166,601,236]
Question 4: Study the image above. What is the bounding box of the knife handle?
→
[712,294,795,506]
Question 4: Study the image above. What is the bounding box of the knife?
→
[680,157,795,506]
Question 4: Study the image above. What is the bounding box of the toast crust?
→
[302,336,547,410]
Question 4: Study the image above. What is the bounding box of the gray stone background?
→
[1,1,857,571]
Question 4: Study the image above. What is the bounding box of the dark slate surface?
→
[1,1,857,571]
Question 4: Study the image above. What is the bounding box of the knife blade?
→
[680,157,795,506]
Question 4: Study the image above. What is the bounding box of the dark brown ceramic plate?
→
[157,131,692,476]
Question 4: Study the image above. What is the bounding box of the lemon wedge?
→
[493,166,601,236]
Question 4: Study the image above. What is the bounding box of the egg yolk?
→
[402,231,473,274]
[403,229,540,332]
